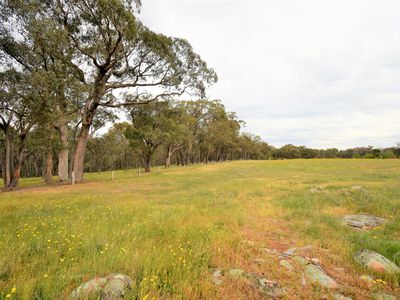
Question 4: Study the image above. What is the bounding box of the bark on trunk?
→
[72,71,107,182]
[45,146,53,184]
[1,155,6,186]
[179,150,185,166]
[165,147,172,168]
[144,153,151,172]
[165,155,171,168]
[57,124,69,181]
[72,123,90,182]
[10,134,27,188]
[44,128,54,184]
[4,132,12,187]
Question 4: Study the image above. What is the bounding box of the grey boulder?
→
[342,215,387,229]
[354,249,400,275]
[71,273,133,300]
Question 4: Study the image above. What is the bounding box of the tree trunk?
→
[10,134,27,188]
[144,153,151,172]
[1,155,6,186]
[165,147,172,168]
[165,155,171,168]
[72,70,108,182]
[69,148,74,179]
[72,123,90,182]
[57,124,69,181]
[4,131,12,187]
[179,150,185,166]
[45,145,53,184]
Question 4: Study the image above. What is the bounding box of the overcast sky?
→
[139,0,400,149]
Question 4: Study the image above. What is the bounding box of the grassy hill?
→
[0,160,399,299]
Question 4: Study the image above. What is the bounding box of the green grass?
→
[0,160,399,299]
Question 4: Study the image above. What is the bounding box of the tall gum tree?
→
[0,1,86,186]
[54,0,217,181]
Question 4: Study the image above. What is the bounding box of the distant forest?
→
[5,98,398,182]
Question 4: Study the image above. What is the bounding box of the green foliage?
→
[382,150,397,159]
[1,0,218,184]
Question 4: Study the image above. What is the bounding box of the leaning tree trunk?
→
[72,71,107,182]
[57,123,69,181]
[72,123,90,182]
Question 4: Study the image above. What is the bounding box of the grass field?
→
[0,160,399,299]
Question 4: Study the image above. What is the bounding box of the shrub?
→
[382,150,397,159]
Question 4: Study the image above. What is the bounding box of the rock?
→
[279,260,293,271]
[282,247,297,257]
[225,268,286,297]
[293,255,309,266]
[372,293,398,300]
[227,268,246,278]
[348,185,369,195]
[310,186,324,193]
[212,269,223,285]
[71,274,133,300]
[354,250,400,275]
[333,294,353,300]
[283,245,313,257]
[247,273,287,298]
[304,264,339,289]
[342,215,387,229]
[350,185,363,191]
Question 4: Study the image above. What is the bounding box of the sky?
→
[138,0,400,149]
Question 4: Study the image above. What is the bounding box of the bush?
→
[382,150,397,159]
[364,153,375,159]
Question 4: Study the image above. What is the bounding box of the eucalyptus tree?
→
[204,107,241,162]
[0,69,56,188]
[0,1,85,185]
[49,0,217,181]
[176,100,215,165]
[125,101,174,172]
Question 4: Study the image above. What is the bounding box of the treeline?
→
[2,95,398,184]
[12,99,272,177]
[271,144,400,160]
